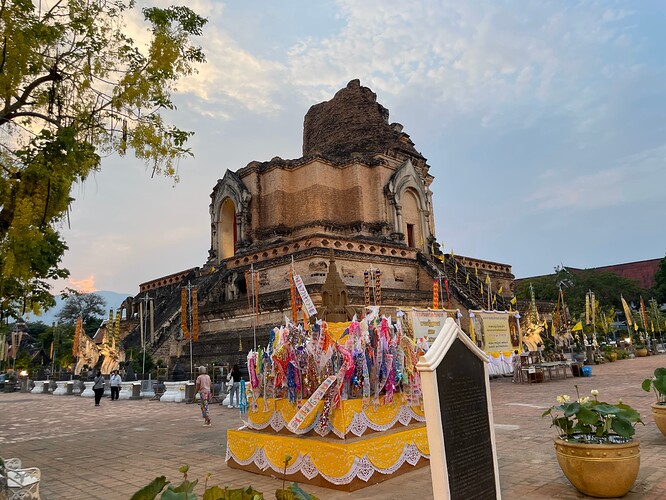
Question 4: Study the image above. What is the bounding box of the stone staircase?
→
[417,252,510,312]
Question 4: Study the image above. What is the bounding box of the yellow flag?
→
[620,296,634,326]
[455,263,458,274]
[485,274,490,284]
[465,273,469,284]
[451,249,454,259]
[510,296,517,305]
[492,294,497,304]
[498,285,503,295]
[572,321,583,332]
[480,284,484,295]
[474,266,478,276]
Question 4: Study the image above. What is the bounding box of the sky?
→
[56,0,666,295]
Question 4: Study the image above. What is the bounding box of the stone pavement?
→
[2,354,666,499]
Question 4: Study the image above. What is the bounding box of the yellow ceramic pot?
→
[554,438,640,498]
[635,348,648,357]
[652,403,666,437]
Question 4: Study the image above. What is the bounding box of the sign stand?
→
[417,318,501,499]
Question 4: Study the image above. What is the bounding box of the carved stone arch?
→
[384,160,432,251]
[209,170,251,263]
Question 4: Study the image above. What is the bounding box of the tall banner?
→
[621,296,634,326]
[474,311,513,353]
[192,288,199,342]
[432,279,439,309]
[72,317,82,356]
[181,288,189,339]
[374,269,382,305]
[293,274,318,317]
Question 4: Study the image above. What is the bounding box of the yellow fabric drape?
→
[227,426,428,477]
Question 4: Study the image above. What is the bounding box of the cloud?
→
[64,275,98,294]
[527,143,666,210]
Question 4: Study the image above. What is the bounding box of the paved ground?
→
[2,354,666,499]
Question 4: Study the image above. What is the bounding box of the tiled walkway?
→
[2,354,665,499]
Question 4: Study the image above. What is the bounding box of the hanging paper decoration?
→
[192,288,199,342]
[364,271,370,307]
[585,293,590,325]
[181,288,189,339]
[290,268,298,323]
[432,279,439,309]
[374,269,381,305]
[444,278,450,309]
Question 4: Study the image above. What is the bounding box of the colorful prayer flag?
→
[572,321,583,332]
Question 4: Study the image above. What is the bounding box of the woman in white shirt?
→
[109,370,122,400]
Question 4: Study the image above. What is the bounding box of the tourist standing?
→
[109,370,122,400]
[195,366,212,426]
[228,364,242,408]
[93,370,105,406]
[512,350,521,383]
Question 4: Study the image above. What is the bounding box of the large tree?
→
[652,255,666,304]
[0,0,206,319]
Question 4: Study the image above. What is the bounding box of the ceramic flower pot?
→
[652,403,666,437]
[635,348,648,357]
[554,438,640,498]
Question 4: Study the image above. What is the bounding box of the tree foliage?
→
[56,288,106,327]
[0,0,207,319]
[652,255,666,304]
[516,266,645,319]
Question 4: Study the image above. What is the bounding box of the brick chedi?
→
[124,80,515,369]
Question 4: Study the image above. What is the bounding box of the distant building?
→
[517,258,662,290]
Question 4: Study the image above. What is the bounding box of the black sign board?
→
[436,337,497,499]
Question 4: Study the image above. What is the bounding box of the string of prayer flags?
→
[363,271,371,307]
[374,270,382,305]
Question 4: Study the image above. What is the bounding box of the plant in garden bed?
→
[542,386,643,444]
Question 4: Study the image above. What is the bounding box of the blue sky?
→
[58,0,666,295]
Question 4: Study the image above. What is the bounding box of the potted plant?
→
[633,329,648,357]
[602,345,617,362]
[542,386,643,497]
[642,367,666,437]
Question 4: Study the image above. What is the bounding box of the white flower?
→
[556,394,571,404]
[578,397,590,404]
[591,390,599,396]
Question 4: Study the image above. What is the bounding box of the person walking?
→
[93,370,105,406]
[109,370,122,400]
[195,366,212,426]
[228,364,242,408]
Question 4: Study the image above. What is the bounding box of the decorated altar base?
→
[245,397,425,438]
[226,425,429,491]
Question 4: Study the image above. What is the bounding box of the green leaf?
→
[576,407,600,425]
[160,489,196,500]
[593,404,620,416]
[654,376,666,396]
[541,408,552,417]
[611,417,635,438]
[642,379,653,392]
[564,402,580,417]
[130,476,169,500]
[171,479,198,493]
[655,368,666,378]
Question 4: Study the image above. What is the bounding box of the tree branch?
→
[0,71,60,125]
